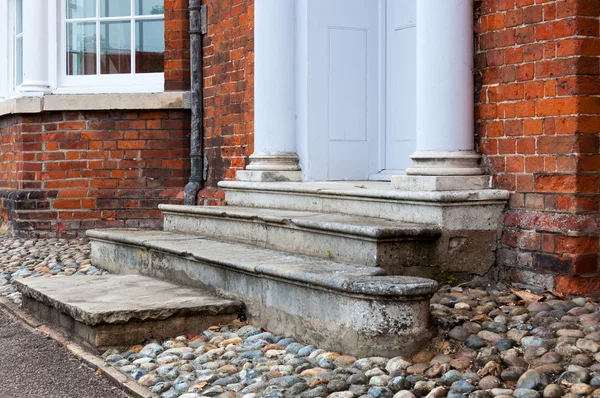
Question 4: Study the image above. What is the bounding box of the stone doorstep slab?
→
[86,229,439,298]
[218,180,509,227]
[159,205,441,239]
[160,205,441,270]
[15,275,243,349]
[88,229,439,357]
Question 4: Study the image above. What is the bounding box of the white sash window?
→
[59,0,165,93]
[0,0,165,98]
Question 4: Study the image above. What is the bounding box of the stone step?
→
[15,274,243,350]
[159,205,441,273]
[87,228,439,357]
[218,180,508,225]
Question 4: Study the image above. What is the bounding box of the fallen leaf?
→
[544,289,567,300]
[471,315,493,323]
[510,288,543,302]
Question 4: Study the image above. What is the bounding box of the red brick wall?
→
[0,110,190,237]
[0,116,23,190]
[164,0,191,91]
[197,0,254,204]
[476,0,600,293]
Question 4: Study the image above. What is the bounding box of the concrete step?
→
[15,274,243,350]
[87,228,439,357]
[159,205,441,273]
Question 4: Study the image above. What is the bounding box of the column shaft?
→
[393,0,488,190]
[20,0,50,94]
[238,0,300,181]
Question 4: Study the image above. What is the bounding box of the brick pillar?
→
[476,0,600,294]
[164,0,191,91]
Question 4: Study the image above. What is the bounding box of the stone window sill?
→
[0,92,191,117]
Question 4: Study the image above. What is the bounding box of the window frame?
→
[1,0,166,99]
[56,0,164,94]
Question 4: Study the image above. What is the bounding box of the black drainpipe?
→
[184,0,207,205]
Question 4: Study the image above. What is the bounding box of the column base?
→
[237,152,302,182]
[394,150,489,191]
[236,170,302,182]
[405,150,484,176]
[392,175,491,191]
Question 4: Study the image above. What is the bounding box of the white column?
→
[237,0,301,182]
[19,0,51,94]
[393,0,489,191]
[0,2,8,99]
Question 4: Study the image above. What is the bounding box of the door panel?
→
[385,0,417,174]
[303,0,416,181]
[307,0,383,180]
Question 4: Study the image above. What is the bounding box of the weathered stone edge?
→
[14,278,244,326]
[159,204,443,239]
[0,297,158,398]
[218,180,510,203]
[86,229,440,298]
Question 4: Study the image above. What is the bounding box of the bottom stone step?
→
[87,228,439,357]
[15,275,243,350]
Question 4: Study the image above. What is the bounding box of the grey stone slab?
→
[87,229,438,297]
[160,205,440,270]
[216,181,509,276]
[88,229,439,356]
[160,205,440,238]
[16,275,243,326]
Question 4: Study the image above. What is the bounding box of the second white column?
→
[393,0,489,191]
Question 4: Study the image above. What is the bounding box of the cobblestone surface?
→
[2,238,599,398]
[0,238,107,304]
[104,286,600,398]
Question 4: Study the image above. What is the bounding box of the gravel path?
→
[0,307,131,398]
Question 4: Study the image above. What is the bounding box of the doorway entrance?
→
[301,0,417,181]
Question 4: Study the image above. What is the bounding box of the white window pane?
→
[66,22,97,75]
[100,0,130,18]
[15,37,23,86]
[67,0,96,19]
[16,0,22,34]
[100,21,131,74]
[135,19,164,73]
[135,0,164,16]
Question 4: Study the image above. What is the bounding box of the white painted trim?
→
[7,0,16,98]
[0,1,9,99]
[295,0,309,178]
[57,0,165,94]
[0,91,191,117]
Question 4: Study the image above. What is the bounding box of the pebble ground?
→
[1,238,599,398]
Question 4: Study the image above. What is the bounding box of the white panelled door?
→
[304,0,417,181]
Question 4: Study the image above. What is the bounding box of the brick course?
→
[197,0,254,205]
[0,110,190,237]
[164,0,191,91]
[476,0,600,293]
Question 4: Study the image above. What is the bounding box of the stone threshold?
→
[219,180,510,203]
